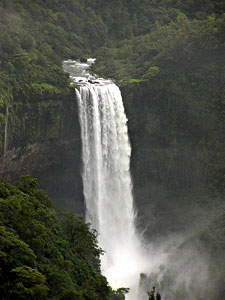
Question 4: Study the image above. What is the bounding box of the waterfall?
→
[4,105,9,156]
[63,59,149,299]
[63,59,212,300]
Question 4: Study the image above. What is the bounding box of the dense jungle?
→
[0,0,224,299]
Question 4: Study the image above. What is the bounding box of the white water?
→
[64,59,149,299]
[62,59,211,300]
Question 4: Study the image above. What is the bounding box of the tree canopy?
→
[0,175,111,300]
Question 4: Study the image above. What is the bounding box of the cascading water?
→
[63,59,149,299]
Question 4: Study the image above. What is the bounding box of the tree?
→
[0,226,48,300]
[110,287,129,300]
[0,177,111,300]
[148,287,161,300]
[58,209,103,272]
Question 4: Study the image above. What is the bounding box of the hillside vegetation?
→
[92,12,225,195]
[91,7,225,299]
[0,1,224,299]
[0,176,113,299]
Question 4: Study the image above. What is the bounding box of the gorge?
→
[0,1,224,299]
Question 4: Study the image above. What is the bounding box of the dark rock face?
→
[0,139,84,215]
[80,57,87,63]
[0,91,85,215]
[120,85,211,239]
[0,83,217,235]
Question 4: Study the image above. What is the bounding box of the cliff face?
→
[121,84,220,238]
[0,75,224,300]
[0,90,84,215]
[0,89,77,153]
[0,83,217,227]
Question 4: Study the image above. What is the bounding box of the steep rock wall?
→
[121,84,211,238]
[0,90,84,214]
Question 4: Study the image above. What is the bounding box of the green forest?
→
[0,175,131,300]
[0,0,225,299]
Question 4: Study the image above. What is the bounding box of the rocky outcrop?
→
[0,90,84,214]
[0,138,84,215]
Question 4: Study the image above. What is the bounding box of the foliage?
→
[0,176,111,300]
[92,12,225,196]
[0,1,224,299]
[148,287,161,300]
[58,209,103,272]
[0,0,224,155]
[110,287,129,300]
[90,7,225,300]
